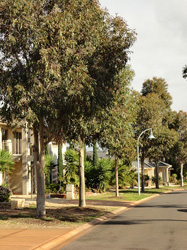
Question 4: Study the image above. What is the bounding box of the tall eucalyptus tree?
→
[0,0,136,213]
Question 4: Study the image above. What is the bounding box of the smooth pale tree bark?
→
[180,163,184,187]
[30,164,33,198]
[115,156,119,197]
[33,124,39,194]
[36,118,46,217]
[79,143,86,207]
[84,144,86,164]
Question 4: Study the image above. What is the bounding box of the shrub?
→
[85,158,112,192]
[144,175,150,181]
[64,149,79,186]
[44,153,54,186]
[97,159,112,192]
[45,188,51,194]
[170,173,178,184]
[0,186,11,202]
[46,183,60,193]
[152,176,161,184]
[126,168,138,188]
[110,162,136,189]
[85,160,98,190]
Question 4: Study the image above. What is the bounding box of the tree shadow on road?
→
[178,209,187,213]
[103,218,187,225]
[134,203,186,209]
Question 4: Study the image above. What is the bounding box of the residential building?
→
[0,121,66,195]
[0,121,33,194]
[132,160,172,186]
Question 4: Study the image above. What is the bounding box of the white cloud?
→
[99,0,187,112]
[154,0,187,39]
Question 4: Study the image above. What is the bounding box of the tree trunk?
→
[31,163,33,200]
[93,141,98,167]
[141,155,145,192]
[5,170,9,188]
[115,156,119,197]
[58,144,63,178]
[84,144,87,163]
[155,162,159,189]
[79,142,86,207]
[180,162,184,187]
[36,118,46,217]
[33,124,39,194]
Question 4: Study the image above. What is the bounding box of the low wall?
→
[0,202,11,209]
[0,199,25,209]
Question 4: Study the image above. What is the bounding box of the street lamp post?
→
[137,128,155,195]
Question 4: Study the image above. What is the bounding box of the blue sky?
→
[99,0,187,112]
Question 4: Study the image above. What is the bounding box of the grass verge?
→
[86,185,187,202]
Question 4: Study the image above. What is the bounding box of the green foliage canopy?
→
[141,77,172,109]
[98,66,137,161]
[148,126,178,163]
[0,0,136,212]
[174,111,187,164]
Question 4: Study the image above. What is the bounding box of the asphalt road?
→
[61,190,187,250]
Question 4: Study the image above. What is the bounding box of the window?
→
[14,132,22,154]
[2,129,8,150]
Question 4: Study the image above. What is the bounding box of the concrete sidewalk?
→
[0,195,158,250]
[0,228,72,250]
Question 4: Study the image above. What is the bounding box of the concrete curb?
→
[33,206,131,250]
[34,194,161,250]
[131,194,159,206]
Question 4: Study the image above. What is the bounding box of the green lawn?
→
[85,185,187,202]
[86,191,151,201]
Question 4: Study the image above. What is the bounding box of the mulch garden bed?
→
[0,206,109,229]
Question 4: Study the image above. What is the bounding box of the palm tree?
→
[0,149,14,187]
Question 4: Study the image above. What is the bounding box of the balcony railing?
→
[1,140,12,152]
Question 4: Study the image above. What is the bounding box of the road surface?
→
[61,190,187,250]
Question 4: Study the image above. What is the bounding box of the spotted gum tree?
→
[98,66,137,197]
[173,111,187,186]
[137,77,174,191]
[0,0,136,212]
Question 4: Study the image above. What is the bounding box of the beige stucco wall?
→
[9,162,22,194]
[0,121,67,194]
[147,169,154,179]
[159,167,169,183]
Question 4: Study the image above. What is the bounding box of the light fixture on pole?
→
[137,128,155,195]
